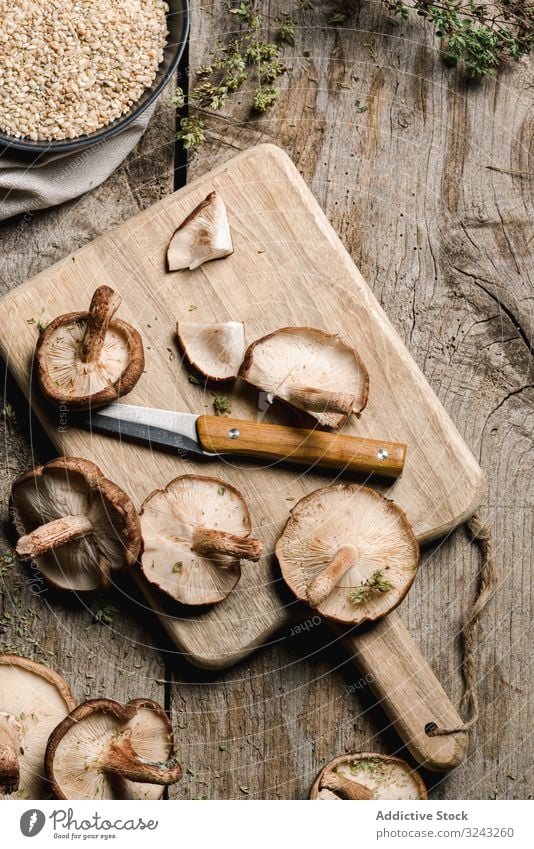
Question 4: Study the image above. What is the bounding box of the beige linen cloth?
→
[0,103,155,222]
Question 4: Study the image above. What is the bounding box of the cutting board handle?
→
[337,611,469,772]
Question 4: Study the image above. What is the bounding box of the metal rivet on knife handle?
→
[228,428,240,440]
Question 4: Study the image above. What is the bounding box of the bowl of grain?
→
[0,0,189,154]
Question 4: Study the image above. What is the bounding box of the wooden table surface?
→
[1,2,532,800]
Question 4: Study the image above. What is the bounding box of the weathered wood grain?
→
[168,0,533,799]
[0,142,483,657]
[0,142,483,773]
[0,91,177,744]
[1,0,532,802]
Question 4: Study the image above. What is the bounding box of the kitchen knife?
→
[79,403,406,478]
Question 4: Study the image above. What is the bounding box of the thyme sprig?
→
[176,0,533,149]
[348,570,393,605]
[176,1,291,149]
[388,0,533,78]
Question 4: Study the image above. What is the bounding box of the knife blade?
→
[79,403,407,478]
[80,404,211,458]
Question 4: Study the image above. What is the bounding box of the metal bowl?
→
[0,0,189,156]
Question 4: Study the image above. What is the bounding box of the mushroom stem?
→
[307,545,356,608]
[16,514,93,559]
[287,385,355,416]
[0,713,22,795]
[320,769,374,800]
[103,733,182,786]
[192,528,263,561]
[79,285,122,364]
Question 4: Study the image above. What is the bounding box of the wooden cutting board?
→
[0,143,483,661]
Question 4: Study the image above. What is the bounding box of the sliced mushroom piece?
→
[46,698,182,800]
[310,753,428,800]
[240,327,369,429]
[0,655,75,799]
[36,285,145,410]
[12,457,142,593]
[275,484,419,625]
[140,475,262,606]
[167,191,234,271]
[177,320,245,381]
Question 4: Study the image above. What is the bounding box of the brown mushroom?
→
[36,285,144,410]
[12,457,142,592]
[310,753,428,800]
[177,320,245,381]
[139,475,262,606]
[275,484,419,625]
[239,327,369,429]
[167,191,233,271]
[46,698,182,800]
[0,654,75,799]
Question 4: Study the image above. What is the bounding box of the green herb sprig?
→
[176,0,533,149]
[349,570,393,605]
[176,1,291,149]
[388,0,533,78]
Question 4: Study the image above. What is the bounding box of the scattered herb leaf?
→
[92,603,119,626]
[1,403,16,425]
[278,20,296,46]
[0,549,15,577]
[213,395,232,416]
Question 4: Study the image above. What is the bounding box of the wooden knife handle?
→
[337,612,469,771]
[197,416,406,478]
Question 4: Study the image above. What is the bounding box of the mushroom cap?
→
[11,457,142,592]
[46,698,180,800]
[167,191,234,272]
[36,310,144,410]
[239,327,369,429]
[275,484,419,625]
[140,475,256,606]
[0,654,75,800]
[176,320,245,381]
[310,753,428,800]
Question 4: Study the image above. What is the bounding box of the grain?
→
[0,0,168,142]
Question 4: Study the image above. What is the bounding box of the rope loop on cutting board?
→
[428,513,498,737]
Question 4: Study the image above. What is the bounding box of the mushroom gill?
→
[167,191,234,272]
[12,457,142,593]
[275,484,419,625]
[46,699,182,800]
[310,753,428,800]
[36,285,144,410]
[140,475,262,606]
[177,320,246,381]
[0,655,75,800]
[240,327,369,429]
